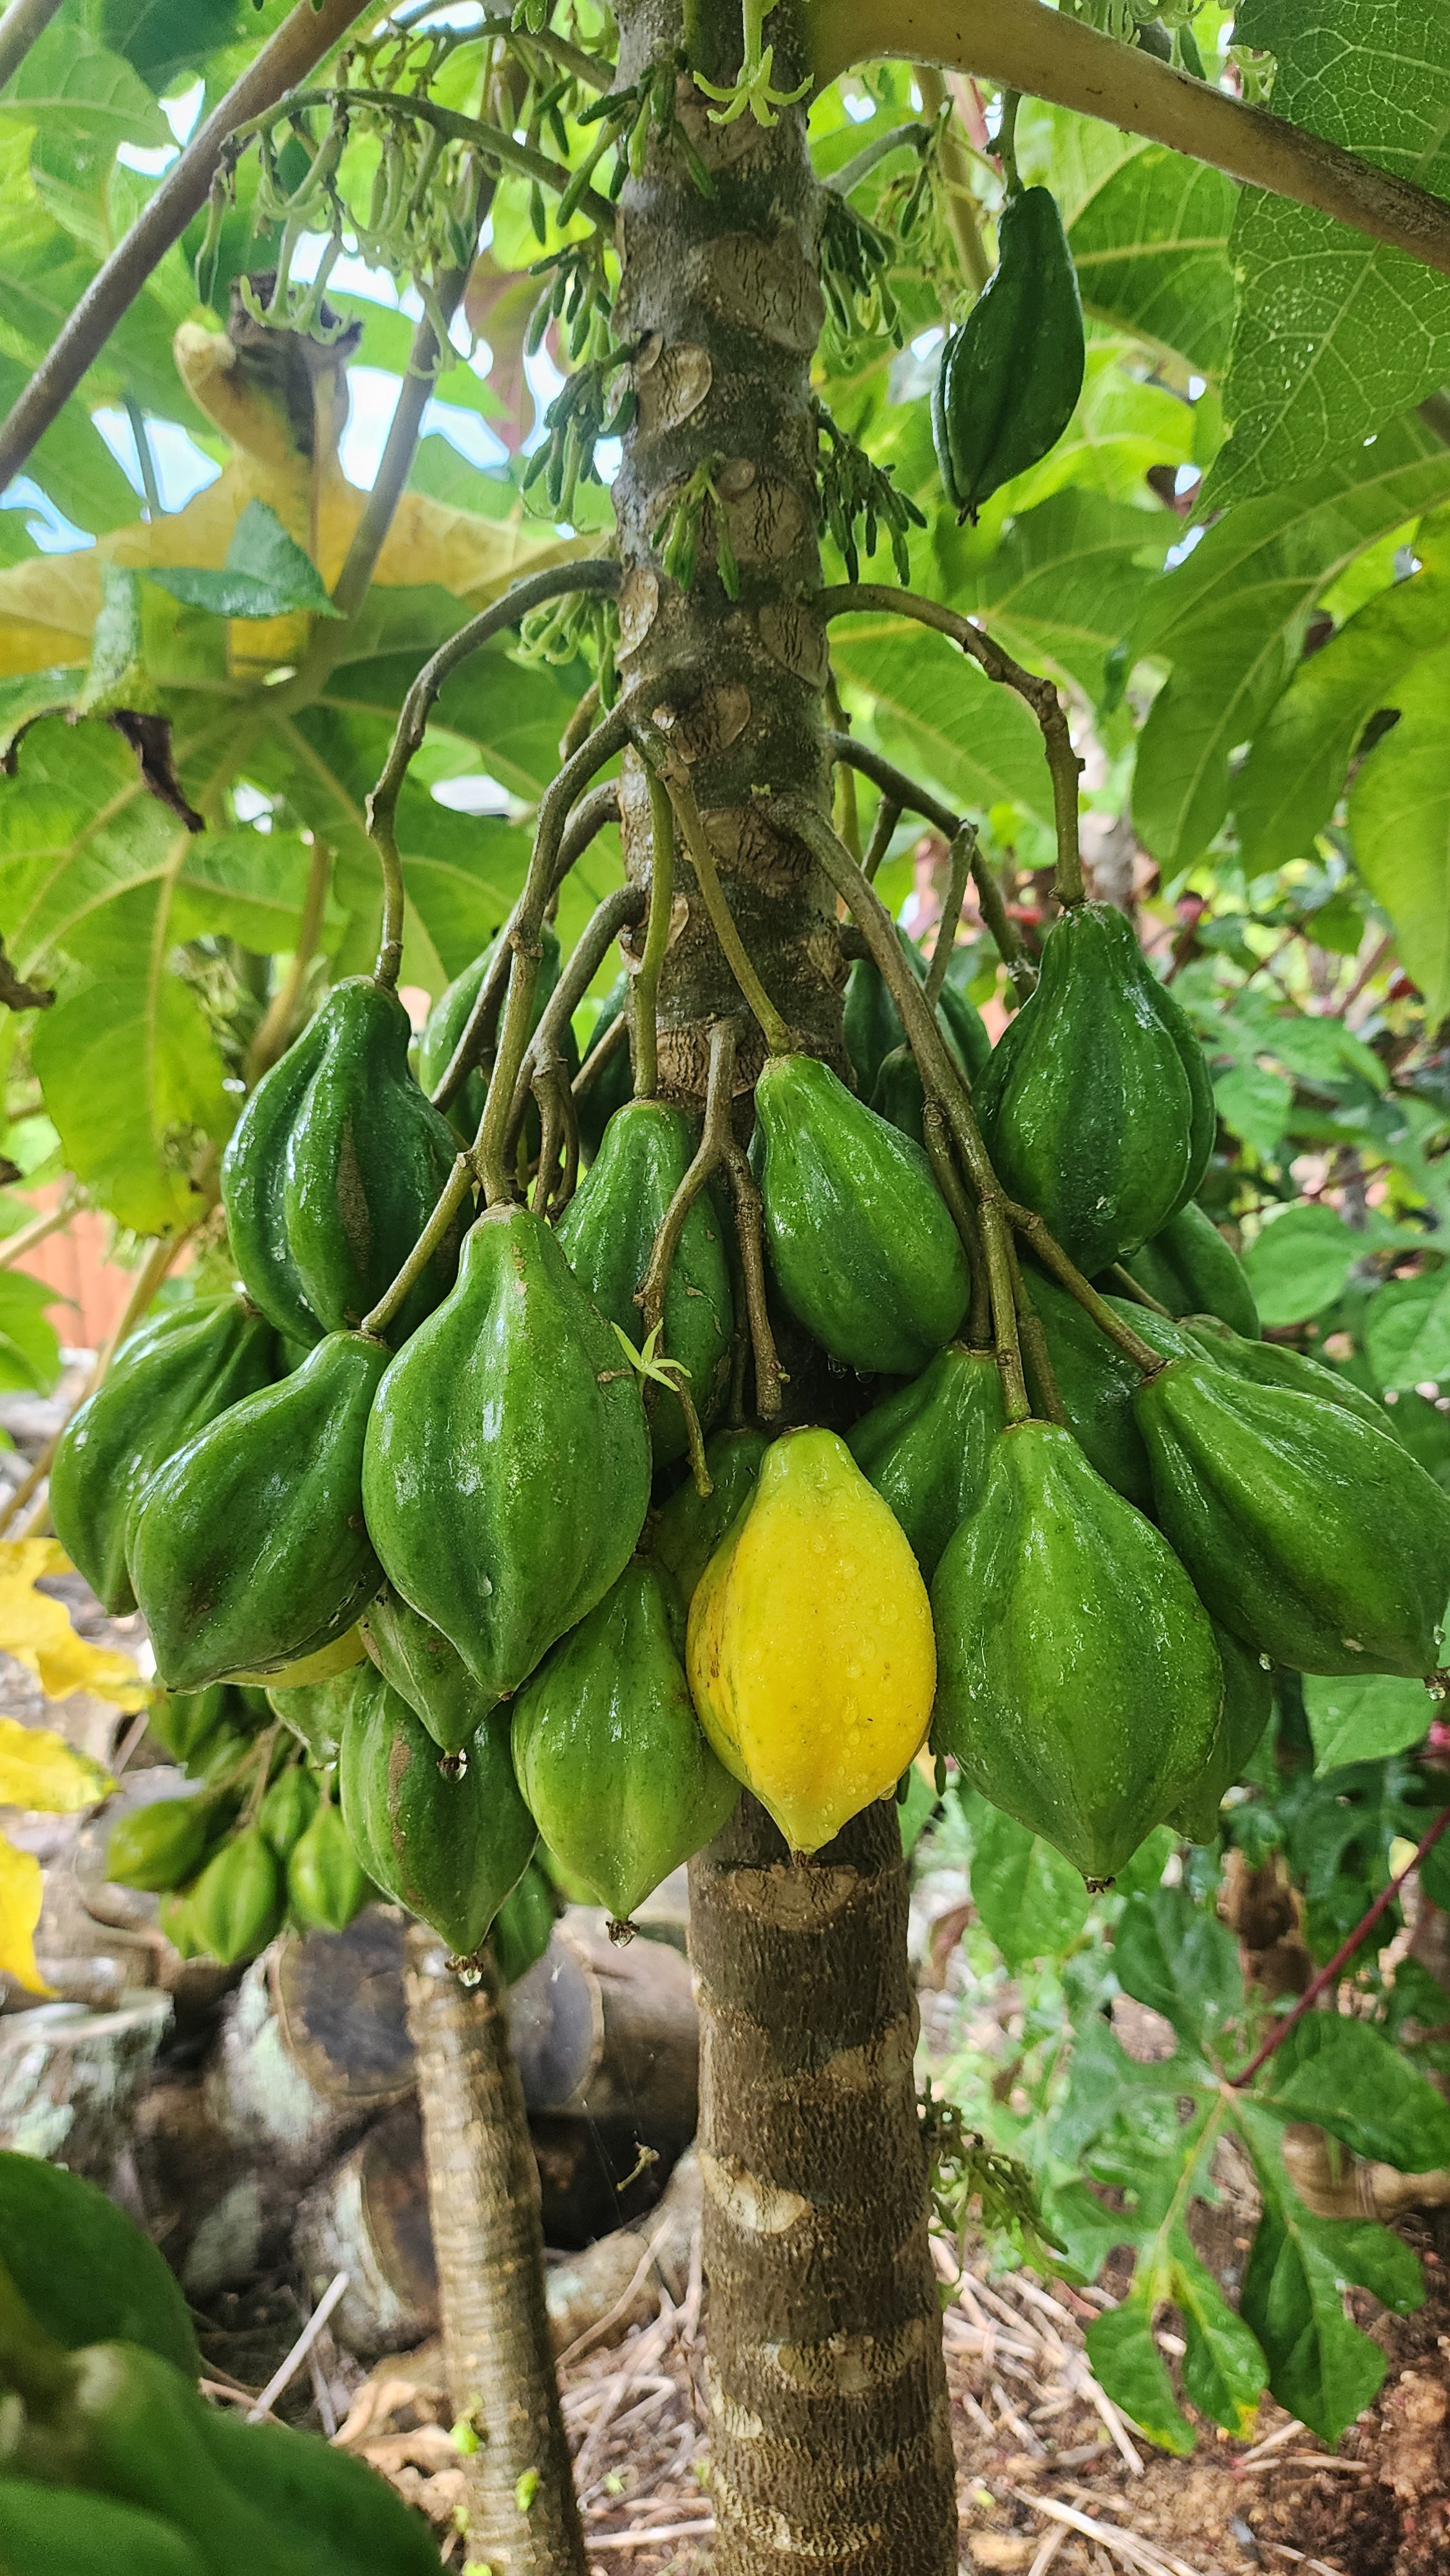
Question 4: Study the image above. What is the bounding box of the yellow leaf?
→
[0,1714,113,1813]
[0,1830,52,1994]
[0,1540,151,1711]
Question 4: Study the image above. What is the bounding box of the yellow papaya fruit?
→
[686,1427,935,1854]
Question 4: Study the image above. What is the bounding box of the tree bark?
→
[690,1800,956,2573]
[611,6,957,2565]
[403,1924,587,2576]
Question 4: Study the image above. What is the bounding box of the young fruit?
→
[513,1560,739,1921]
[976,905,1211,1275]
[417,924,569,1148]
[339,1670,536,1958]
[106,1796,214,1894]
[1163,1626,1272,1844]
[752,1054,970,1376]
[932,185,1086,519]
[1181,1311,1393,1435]
[1123,1201,1259,1338]
[843,934,990,1099]
[847,1344,1006,1578]
[258,1765,317,1859]
[50,1296,277,1616]
[686,1428,935,1853]
[189,1828,287,1966]
[287,1799,370,1933]
[360,1583,491,1757]
[1134,1355,1450,1678]
[129,1332,389,1693]
[491,1856,558,1987]
[1029,1268,1155,1511]
[221,978,461,1345]
[362,1205,651,1700]
[147,1685,231,1768]
[557,1099,733,1464]
[652,1427,771,1604]
[265,1666,364,1765]
[932,1422,1223,1882]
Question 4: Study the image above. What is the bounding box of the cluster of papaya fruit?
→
[50,885,1450,1960]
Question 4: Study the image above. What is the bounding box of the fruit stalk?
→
[825,729,1033,991]
[403,1925,587,2576]
[634,771,677,1098]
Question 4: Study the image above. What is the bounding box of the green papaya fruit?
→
[1164,1625,1273,1843]
[360,1583,490,1757]
[1182,1311,1393,1434]
[843,933,990,1099]
[189,1828,286,1965]
[362,1205,652,1699]
[652,1426,771,1604]
[1124,1200,1258,1337]
[932,1422,1223,1881]
[752,1054,970,1376]
[221,978,462,1345]
[512,1560,739,1922]
[157,1893,202,1960]
[556,1098,733,1465]
[869,1043,927,1147]
[129,1332,389,1693]
[1134,1354,1450,1677]
[931,185,1086,519]
[264,1666,361,1765]
[846,1344,1005,1578]
[147,1686,230,1769]
[576,973,634,1161]
[286,1799,370,1933]
[258,1765,317,1859]
[976,905,1207,1274]
[105,1797,215,1894]
[491,1855,558,1986]
[1026,1269,1156,1511]
[0,2479,208,2576]
[417,925,566,1148]
[339,1671,536,1956]
[50,1297,276,1616]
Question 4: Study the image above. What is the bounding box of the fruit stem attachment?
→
[479,679,657,1206]
[634,770,675,1099]
[772,793,1029,1422]
[820,589,1084,916]
[1108,1260,1173,1318]
[1008,1238,1068,1427]
[825,731,1033,993]
[925,823,977,1009]
[366,561,621,994]
[923,1101,991,1354]
[862,793,901,884]
[1005,1201,1163,1374]
[1229,1801,1450,2092]
[633,719,792,1054]
[637,1015,784,1423]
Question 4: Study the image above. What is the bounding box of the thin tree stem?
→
[634,772,675,1099]
[925,824,975,1008]
[922,1103,990,1349]
[1006,1200,1163,1372]
[0,0,375,497]
[504,883,645,1156]
[637,1016,735,1341]
[862,793,901,884]
[0,1191,79,1274]
[573,1006,630,1103]
[0,0,62,88]
[827,119,932,199]
[822,587,1084,907]
[1008,1235,1068,1425]
[807,0,1450,287]
[634,722,791,1054]
[825,730,1033,992]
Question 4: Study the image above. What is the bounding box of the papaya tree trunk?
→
[403,1925,588,2576]
[612,6,957,2564]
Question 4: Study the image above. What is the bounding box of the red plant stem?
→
[1229,1797,1450,2090]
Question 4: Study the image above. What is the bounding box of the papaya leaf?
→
[830,623,1055,828]
[1364,1271,1450,1392]
[1207,1,1450,511]
[946,489,1171,705]
[0,22,170,158]
[1240,1204,1362,1327]
[966,1798,1091,1969]
[1039,107,1237,376]
[1171,2237,1268,2439]
[1254,2011,1450,2173]
[0,2152,200,2375]
[1111,1888,1243,2061]
[0,1830,47,1993]
[1348,637,1450,1027]
[1304,1672,1436,1776]
[147,501,341,621]
[1085,2295,1197,2456]
[170,830,348,957]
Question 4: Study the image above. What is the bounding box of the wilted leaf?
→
[0,1539,150,1708]
[0,1830,49,1993]
[0,1710,113,1810]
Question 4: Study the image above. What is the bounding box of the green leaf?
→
[1213,1063,1294,1164]
[831,623,1055,827]
[0,1267,61,1394]
[171,831,347,957]
[0,22,170,156]
[968,1801,1091,1969]
[1171,2238,1268,2438]
[1112,1887,1243,2060]
[1207,2,1450,509]
[1112,1825,1178,1898]
[1241,1204,1362,1327]
[99,0,249,95]
[1257,2012,1450,2172]
[1348,636,1450,1025]
[1129,413,1450,875]
[1086,2296,1196,2456]
[1304,1672,1435,1774]
[1237,508,1450,874]
[1364,1270,1450,1390]
[1057,120,1238,375]
[950,489,1171,703]
[147,502,341,621]
[0,2149,200,2375]
[1238,2109,1420,2443]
